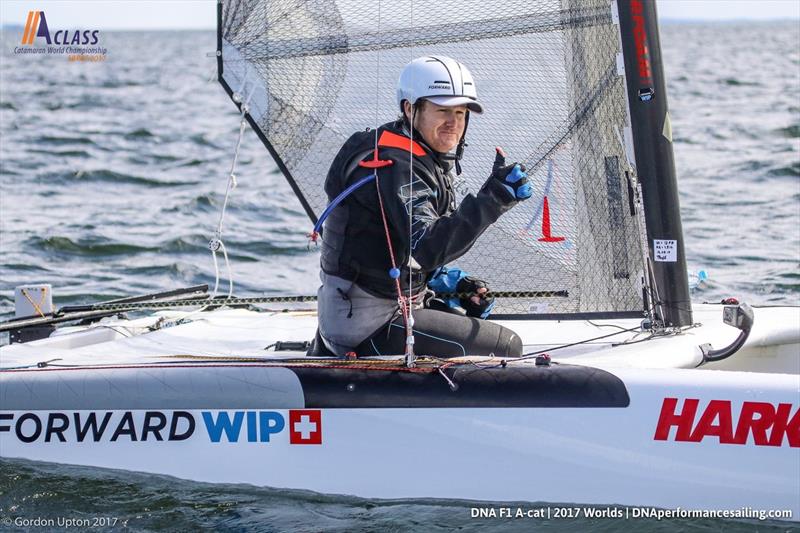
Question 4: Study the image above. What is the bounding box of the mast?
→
[616,0,692,327]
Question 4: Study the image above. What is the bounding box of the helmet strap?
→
[410,100,424,129]
[454,111,470,176]
[401,101,428,149]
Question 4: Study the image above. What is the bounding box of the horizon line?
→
[2,16,799,32]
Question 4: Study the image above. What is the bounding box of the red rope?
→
[373,169,411,325]
[1,362,442,374]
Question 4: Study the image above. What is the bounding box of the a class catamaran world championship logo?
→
[14,10,107,61]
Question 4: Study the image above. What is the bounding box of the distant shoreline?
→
[1,18,799,33]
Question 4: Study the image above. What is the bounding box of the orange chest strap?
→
[358,130,427,169]
[377,130,427,156]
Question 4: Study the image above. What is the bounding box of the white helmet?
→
[396,56,484,114]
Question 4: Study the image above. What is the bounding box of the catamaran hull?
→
[2,366,798,515]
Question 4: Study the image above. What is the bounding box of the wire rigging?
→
[405,0,417,368]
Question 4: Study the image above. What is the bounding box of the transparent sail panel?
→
[219,0,646,316]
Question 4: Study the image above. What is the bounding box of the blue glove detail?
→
[506,164,526,183]
[478,299,496,319]
[456,276,495,319]
[502,165,532,200]
[429,268,495,319]
[516,182,533,199]
[489,149,532,202]
[427,267,467,310]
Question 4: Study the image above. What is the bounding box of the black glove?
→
[486,147,532,201]
[456,276,496,319]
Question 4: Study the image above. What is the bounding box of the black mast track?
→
[617,0,692,327]
[216,1,223,77]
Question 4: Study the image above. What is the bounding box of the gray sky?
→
[0,0,798,30]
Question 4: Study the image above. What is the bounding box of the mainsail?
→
[217,0,655,318]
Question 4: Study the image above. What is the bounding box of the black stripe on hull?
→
[291,364,630,408]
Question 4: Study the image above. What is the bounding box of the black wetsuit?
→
[316,120,522,358]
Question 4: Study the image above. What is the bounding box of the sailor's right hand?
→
[487,147,532,201]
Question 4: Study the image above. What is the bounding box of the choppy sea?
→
[0,20,798,533]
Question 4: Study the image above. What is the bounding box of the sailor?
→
[313,56,532,358]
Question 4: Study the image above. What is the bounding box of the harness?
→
[319,122,449,299]
[310,130,427,241]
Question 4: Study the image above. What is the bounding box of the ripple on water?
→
[766,162,800,177]
[1,263,53,273]
[28,148,92,158]
[225,239,312,257]
[775,124,800,138]
[188,133,221,149]
[126,152,182,165]
[124,128,157,140]
[36,135,97,146]
[124,262,204,277]
[98,79,145,89]
[152,237,209,256]
[26,236,157,257]
[58,169,200,188]
[173,158,208,168]
[720,77,761,87]
[161,194,217,214]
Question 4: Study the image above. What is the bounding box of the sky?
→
[0,0,798,30]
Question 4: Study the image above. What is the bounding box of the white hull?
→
[1,304,798,516]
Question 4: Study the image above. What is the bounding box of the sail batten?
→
[222,9,613,61]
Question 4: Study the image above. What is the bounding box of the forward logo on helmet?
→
[396,55,484,114]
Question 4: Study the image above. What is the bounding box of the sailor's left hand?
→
[488,147,532,201]
[457,276,496,319]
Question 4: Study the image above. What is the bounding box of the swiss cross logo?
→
[289,409,322,445]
